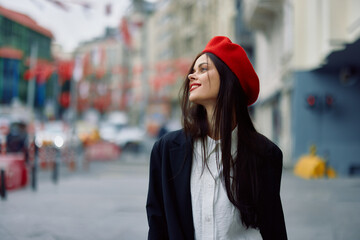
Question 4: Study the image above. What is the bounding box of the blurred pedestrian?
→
[6,121,29,163]
[146,36,287,239]
[157,123,168,139]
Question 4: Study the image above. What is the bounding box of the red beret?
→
[202,36,259,106]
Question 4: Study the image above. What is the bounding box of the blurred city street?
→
[1,150,360,240]
[0,0,360,240]
[0,151,151,240]
[281,171,360,240]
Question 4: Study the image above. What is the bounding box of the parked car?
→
[98,122,118,143]
[105,111,128,127]
[115,126,146,152]
[35,121,81,152]
[35,121,68,149]
[76,121,100,146]
[34,121,81,168]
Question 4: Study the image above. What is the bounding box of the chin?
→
[189,95,199,103]
[189,98,203,106]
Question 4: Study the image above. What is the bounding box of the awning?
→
[0,47,23,60]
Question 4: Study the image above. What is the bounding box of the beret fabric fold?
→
[202,36,259,106]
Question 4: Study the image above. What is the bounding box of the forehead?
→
[194,54,210,66]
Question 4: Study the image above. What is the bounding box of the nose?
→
[188,72,197,81]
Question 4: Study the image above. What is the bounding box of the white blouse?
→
[190,128,262,240]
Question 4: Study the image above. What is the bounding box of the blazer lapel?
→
[169,132,194,238]
[169,137,192,179]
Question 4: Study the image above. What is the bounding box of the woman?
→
[146,36,287,240]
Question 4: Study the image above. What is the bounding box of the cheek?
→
[210,85,220,99]
[211,77,220,96]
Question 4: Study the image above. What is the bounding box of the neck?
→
[205,105,219,140]
[204,104,237,140]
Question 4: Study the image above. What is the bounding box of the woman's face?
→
[188,54,220,108]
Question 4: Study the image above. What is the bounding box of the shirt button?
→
[205,216,211,222]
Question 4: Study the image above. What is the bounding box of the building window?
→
[3,18,12,34]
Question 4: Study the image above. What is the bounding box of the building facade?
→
[70,0,255,136]
[242,0,360,175]
[0,5,53,110]
[72,27,127,116]
[143,0,242,133]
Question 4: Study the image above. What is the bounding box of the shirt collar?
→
[194,126,238,157]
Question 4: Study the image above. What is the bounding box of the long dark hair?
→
[180,52,261,228]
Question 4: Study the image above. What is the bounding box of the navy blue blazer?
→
[146,129,287,240]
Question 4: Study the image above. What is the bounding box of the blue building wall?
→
[1,58,20,104]
[292,70,360,175]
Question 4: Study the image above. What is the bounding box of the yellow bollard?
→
[294,145,337,179]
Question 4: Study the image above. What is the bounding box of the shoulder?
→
[153,129,189,150]
[160,129,186,142]
[252,132,281,155]
[252,132,283,167]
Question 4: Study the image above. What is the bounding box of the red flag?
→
[120,17,132,48]
[59,92,70,108]
[57,60,74,82]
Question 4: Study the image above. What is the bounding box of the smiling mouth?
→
[190,83,201,92]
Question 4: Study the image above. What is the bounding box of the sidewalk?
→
[0,158,360,240]
[281,170,360,240]
[0,159,149,240]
